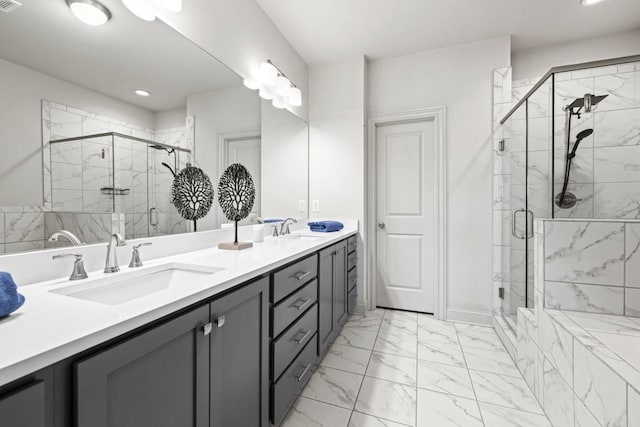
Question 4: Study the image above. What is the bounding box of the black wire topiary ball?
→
[218,163,255,243]
[171,164,214,232]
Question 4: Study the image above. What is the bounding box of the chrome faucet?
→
[52,253,88,280]
[104,233,126,273]
[48,230,83,246]
[280,218,298,235]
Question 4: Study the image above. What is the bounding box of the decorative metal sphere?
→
[171,165,214,223]
[218,163,255,222]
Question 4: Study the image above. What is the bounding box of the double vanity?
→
[0,225,358,427]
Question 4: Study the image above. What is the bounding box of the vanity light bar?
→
[122,0,182,22]
[244,60,302,108]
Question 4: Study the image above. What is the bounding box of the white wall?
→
[155,107,188,129]
[512,29,640,80]
[368,37,511,323]
[261,100,309,220]
[158,0,309,121]
[308,56,367,307]
[0,58,154,207]
[187,86,261,230]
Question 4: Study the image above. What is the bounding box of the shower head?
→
[149,144,175,155]
[565,94,608,113]
[576,128,593,141]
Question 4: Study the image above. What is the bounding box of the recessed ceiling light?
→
[135,89,151,97]
[66,0,111,26]
[581,0,608,6]
[122,0,156,21]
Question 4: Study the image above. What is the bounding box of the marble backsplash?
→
[542,219,640,317]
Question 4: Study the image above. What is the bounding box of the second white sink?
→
[49,263,224,305]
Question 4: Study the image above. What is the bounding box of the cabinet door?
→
[75,305,210,427]
[317,246,335,356]
[333,241,348,328]
[0,380,46,427]
[210,277,269,427]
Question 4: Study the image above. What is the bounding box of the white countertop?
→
[0,226,357,386]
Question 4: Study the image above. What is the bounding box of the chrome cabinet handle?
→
[296,363,312,382]
[378,222,385,229]
[294,298,312,311]
[149,207,159,226]
[296,330,312,344]
[203,323,213,336]
[215,315,225,328]
[295,271,311,281]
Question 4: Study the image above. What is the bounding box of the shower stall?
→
[48,132,191,242]
[495,55,640,329]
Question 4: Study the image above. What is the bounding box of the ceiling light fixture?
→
[580,0,608,6]
[66,0,112,26]
[243,60,303,108]
[122,0,182,22]
[135,89,151,96]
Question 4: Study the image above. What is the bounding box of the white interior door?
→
[226,136,261,219]
[376,119,437,313]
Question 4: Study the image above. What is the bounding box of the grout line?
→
[455,322,487,426]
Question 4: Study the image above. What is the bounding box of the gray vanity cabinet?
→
[74,305,210,427]
[318,239,348,357]
[0,368,54,427]
[210,276,269,427]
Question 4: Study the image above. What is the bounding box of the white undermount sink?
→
[49,263,224,306]
[280,233,326,241]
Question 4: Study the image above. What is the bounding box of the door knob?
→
[378,222,385,229]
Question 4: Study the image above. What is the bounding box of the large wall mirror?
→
[0,0,309,255]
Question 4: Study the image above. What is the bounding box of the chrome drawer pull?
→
[296,363,312,382]
[294,298,312,311]
[294,271,311,281]
[202,323,213,336]
[296,330,312,344]
[215,315,225,328]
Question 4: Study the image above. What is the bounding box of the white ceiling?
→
[256,0,640,64]
[0,0,241,112]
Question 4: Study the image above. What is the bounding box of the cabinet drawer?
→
[272,279,318,337]
[0,381,45,427]
[272,254,318,303]
[348,268,357,292]
[348,287,357,314]
[347,236,357,253]
[347,251,357,271]
[272,305,318,381]
[271,335,317,426]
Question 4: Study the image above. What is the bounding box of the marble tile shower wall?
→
[510,220,640,427]
[0,206,45,254]
[46,101,191,241]
[543,219,640,317]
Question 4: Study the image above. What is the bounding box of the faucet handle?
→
[272,225,280,237]
[53,253,88,281]
[129,242,152,268]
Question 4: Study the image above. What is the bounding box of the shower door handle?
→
[525,209,534,239]
[511,209,526,240]
[149,208,159,226]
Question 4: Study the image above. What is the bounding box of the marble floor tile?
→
[346,315,384,331]
[374,325,417,358]
[416,388,483,427]
[382,310,418,332]
[335,325,379,350]
[457,329,506,351]
[454,323,496,335]
[366,352,417,386]
[417,340,466,367]
[281,397,351,427]
[418,320,459,346]
[469,370,543,414]
[354,377,416,426]
[348,412,410,427]
[321,343,372,375]
[463,346,521,377]
[301,366,364,410]
[479,402,552,427]
[417,360,475,399]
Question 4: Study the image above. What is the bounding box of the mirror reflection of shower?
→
[555,93,608,209]
[150,144,178,177]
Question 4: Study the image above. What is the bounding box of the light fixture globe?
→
[581,0,607,5]
[66,0,112,26]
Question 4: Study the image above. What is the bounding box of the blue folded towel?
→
[263,219,283,224]
[308,221,344,233]
[0,272,25,318]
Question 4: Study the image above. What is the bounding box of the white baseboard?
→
[446,308,492,325]
[353,303,367,316]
